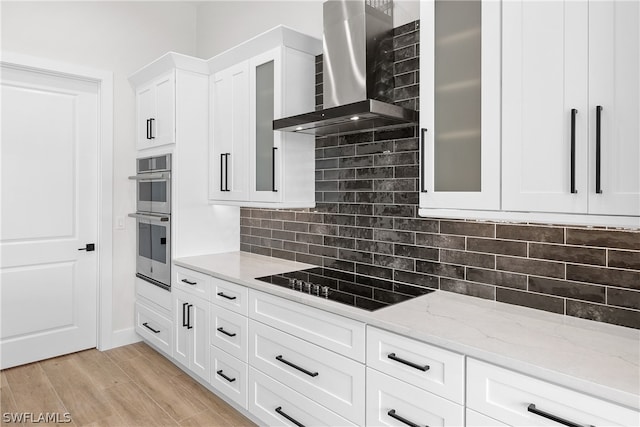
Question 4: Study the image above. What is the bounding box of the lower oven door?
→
[130,212,171,290]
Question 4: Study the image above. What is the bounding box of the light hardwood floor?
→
[0,342,256,427]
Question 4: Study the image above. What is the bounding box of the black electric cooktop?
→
[255,267,435,311]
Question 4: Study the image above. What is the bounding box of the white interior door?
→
[1,64,99,369]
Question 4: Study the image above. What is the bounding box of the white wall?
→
[1,1,199,342]
[196,0,420,58]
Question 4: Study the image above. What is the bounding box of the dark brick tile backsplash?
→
[239,20,640,330]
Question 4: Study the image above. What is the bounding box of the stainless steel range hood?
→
[273,0,418,137]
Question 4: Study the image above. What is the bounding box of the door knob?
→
[78,243,95,252]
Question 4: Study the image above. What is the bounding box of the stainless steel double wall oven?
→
[129,154,171,290]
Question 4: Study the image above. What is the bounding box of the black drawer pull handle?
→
[275,407,305,427]
[387,410,427,427]
[187,304,193,330]
[182,302,189,327]
[216,370,236,383]
[181,278,197,285]
[420,128,427,192]
[275,355,318,377]
[149,118,155,139]
[388,353,430,371]
[217,292,237,300]
[595,105,603,194]
[217,327,236,337]
[272,147,278,192]
[570,109,578,194]
[142,322,160,334]
[527,404,592,427]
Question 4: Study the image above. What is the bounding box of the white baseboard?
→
[105,327,141,350]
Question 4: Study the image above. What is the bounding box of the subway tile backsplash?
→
[241,20,640,330]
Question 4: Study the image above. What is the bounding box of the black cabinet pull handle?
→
[527,404,592,427]
[182,302,188,327]
[217,327,236,337]
[272,147,278,192]
[220,153,225,192]
[275,407,305,427]
[420,128,427,192]
[181,278,197,286]
[217,292,237,300]
[187,304,193,329]
[142,322,160,334]
[149,118,155,139]
[596,105,603,194]
[275,355,318,377]
[216,370,236,383]
[387,410,426,427]
[388,353,430,372]
[570,109,578,194]
[224,153,230,191]
[146,119,151,140]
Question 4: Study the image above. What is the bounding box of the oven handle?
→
[128,213,170,222]
[128,172,170,180]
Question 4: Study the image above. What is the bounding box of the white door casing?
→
[0,53,114,367]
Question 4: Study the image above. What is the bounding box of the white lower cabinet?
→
[210,346,248,409]
[249,319,366,425]
[249,367,358,427]
[173,288,210,382]
[134,301,172,356]
[137,265,637,427]
[366,368,464,427]
[367,326,464,405]
[210,304,248,362]
[467,358,639,426]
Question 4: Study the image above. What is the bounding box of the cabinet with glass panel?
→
[418,0,501,213]
[208,27,320,208]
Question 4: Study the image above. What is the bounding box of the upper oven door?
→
[132,171,171,214]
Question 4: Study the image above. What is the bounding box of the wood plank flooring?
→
[0,342,256,427]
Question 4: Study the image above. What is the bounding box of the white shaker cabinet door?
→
[502,0,589,214]
[209,61,250,202]
[587,0,640,217]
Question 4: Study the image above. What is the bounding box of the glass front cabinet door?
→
[419,0,501,213]
[250,48,281,203]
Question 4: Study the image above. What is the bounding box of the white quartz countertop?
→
[174,251,640,410]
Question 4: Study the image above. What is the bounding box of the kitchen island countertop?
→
[175,251,640,410]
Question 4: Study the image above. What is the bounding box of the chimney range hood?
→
[273,0,418,137]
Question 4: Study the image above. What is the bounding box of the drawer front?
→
[210,347,248,409]
[210,304,248,362]
[174,266,212,299]
[367,326,464,404]
[465,409,509,427]
[249,367,358,427]
[135,301,172,356]
[136,277,171,312]
[212,277,249,316]
[249,290,365,362]
[249,320,365,425]
[467,358,640,426]
[366,368,464,427]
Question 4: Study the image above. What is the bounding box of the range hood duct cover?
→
[273,0,418,137]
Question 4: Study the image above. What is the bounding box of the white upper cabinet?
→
[209,61,250,202]
[502,0,640,217]
[419,0,501,211]
[208,27,321,208]
[135,70,176,150]
[587,1,640,216]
